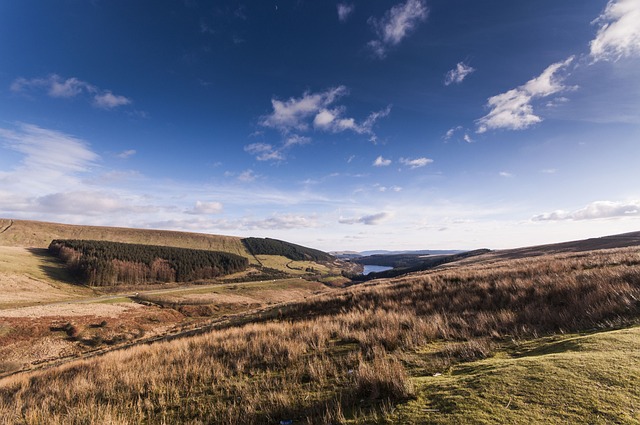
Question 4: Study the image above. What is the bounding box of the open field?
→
[0,246,93,308]
[1,244,639,424]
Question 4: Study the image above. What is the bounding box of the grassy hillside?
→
[0,246,91,309]
[0,219,251,259]
[389,326,640,424]
[1,245,639,424]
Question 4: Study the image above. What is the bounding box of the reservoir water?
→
[362,265,393,275]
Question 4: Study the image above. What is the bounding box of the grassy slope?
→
[0,246,93,308]
[389,326,640,424]
[0,218,252,260]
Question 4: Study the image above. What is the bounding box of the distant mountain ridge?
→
[331,249,462,259]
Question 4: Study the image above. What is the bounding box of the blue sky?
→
[1,0,639,251]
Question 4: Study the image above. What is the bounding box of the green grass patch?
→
[386,326,640,424]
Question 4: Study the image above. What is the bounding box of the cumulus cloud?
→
[254,87,390,160]
[186,201,223,215]
[367,0,428,58]
[373,155,392,166]
[476,56,575,133]
[260,86,348,132]
[339,211,394,225]
[444,62,475,85]
[337,3,354,22]
[400,157,433,168]
[590,0,640,62]
[532,200,640,221]
[10,74,131,109]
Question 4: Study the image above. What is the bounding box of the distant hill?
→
[330,249,462,259]
[0,218,251,259]
[490,231,640,260]
[242,237,334,262]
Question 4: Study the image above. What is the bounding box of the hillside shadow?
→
[26,247,81,286]
[509,337,585,359]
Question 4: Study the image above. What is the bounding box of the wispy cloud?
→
[93,92,132,109]
[238,169,257,183]
[373,155,392,167]
[244,143,285,162]
[499,171,513,178]
[0,123,98,179]
[444,62,475,86]
[532,200,640,221]
[10,74,132,109]
[339,211,394,225]
[476,56,575,133]
[400,157,433,168]
[117,149,137,159]
[337,3,354,22]
[590,0,640,62]
[367,0,428,58]
[186,201,223,215]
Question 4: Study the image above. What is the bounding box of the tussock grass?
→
[1,246,639,423]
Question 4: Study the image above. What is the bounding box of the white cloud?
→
[337,3,354,22]
[590,0,640,62]
[255,87,391,160]
[283,134,311,148]
[10,74,131,109]
[463,133,473,143]
[186,201,223,215]
[238,169,257,182]
[367,0,428,58]
[499,171,513,178]
[400,157,433,168]
[476,56,575,133]
[244,143,284,161]
[532,200,640,221]
[444,62,475,86]
[34,191,137,215]
[373,155,392,166]
[444,125,462,140]
[93,92,132,109]
[244,214,319,230]
[117,149,136,159]
[260,86,348,132]
[540,168,557,174]
[0,124,98,177]
[339,211,394,225]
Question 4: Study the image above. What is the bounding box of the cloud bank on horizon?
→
[0,0,639,251]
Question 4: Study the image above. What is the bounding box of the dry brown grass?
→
[0,218,252,259]
[1,246,639,424]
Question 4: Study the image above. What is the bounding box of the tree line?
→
[242,237,333,262]
[49,239,248,286]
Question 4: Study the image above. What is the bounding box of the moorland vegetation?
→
[1,246,639,424]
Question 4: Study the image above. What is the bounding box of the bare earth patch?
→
[0,274,87,306]
[0,302,144,318]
